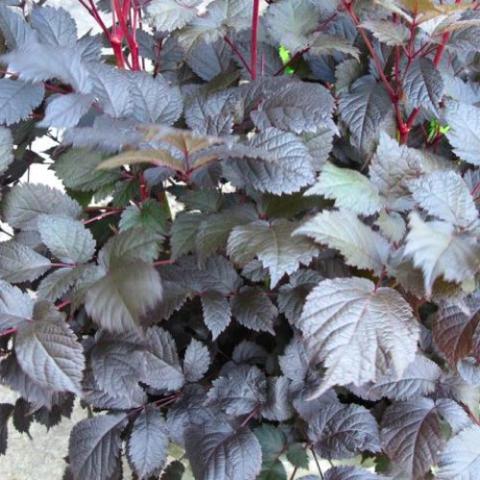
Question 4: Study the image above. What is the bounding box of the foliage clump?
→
[1,0,480,479]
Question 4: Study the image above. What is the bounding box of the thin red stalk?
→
[56,300,72,310]
[342,1,396,100]
[0,328,17,338]
[274,48,308,76]
[83,209,120,225]
[51,262,76,268]
[433,0,462,67]
[224,35,252,76]
[240,406,259,427]
[153,259,175,267]
[250,0,261,80]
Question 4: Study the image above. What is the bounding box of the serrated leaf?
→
[350,354,442,401]
[207,365,267,416]
[38,215,95,264]
[99,228,162,268]
[3,42,91,93]
[3,183,81,230]
[264,0,323,53]
[146,0,201,32]
[0,4,34,49]
[128,71,183,124]
[278,270,322,324]
[0,280,34,330]
[144,326,185,391]
[286,443,309,469]
[38,93,93,129]
[85,262,163,333]
[369,132,449,210]
[0,354,60,410]
[186,37,233,81]
[262,376,293,422]
[31,6,77,47]
[201,292,232,339]
[409,170,479,230]
[119,200,168,235]
[90,336,146,401]
[306,163,383,215]
[403,58,444,112]
[176,0,252,48]
[0,127,13,176]
[69,413,127,480]
[183,339,210,382]
[88,64,131,117]
[381,398,456,478]
[196,204,258,262]
[324,466,383,480]
[228,219,319,287]
[404,212,480,296]
[185,421,262,480]
[433,291,480,365]
[186,89,240,136]
[339,75,391,153]
[437,425,480,479]
[294,210,390,275]
[0,79,44,125]
[231,286,278,334]
[361,20,410,45]
[0,241,51,283]
[299,277,419,397]
[12,397,32,435]
[224,128,315,195]
[308,400,380,459]
[171,211,205,260]
[128,406,169,479]
[15,315,85,394]
[54,149,121,192]
[255,424,287,480]
[445,101,480,166]
[251,81,334,134]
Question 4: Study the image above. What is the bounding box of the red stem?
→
[342,1,396,100]
[250,0,261,80]
[0,328,17,338]
[153,259,175,267]
[433,0,462,67]
[224,36,252,76]
[83,209,121,225]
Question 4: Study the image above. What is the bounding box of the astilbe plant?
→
[1,0,480,478]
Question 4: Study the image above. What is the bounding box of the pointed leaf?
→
[15,315,85,394]
[128,406,169,479]
[201,292,232,340]
[185,421,262,480]
[228,219,319,287]
[69,413,127,480]
[183,339,210,382]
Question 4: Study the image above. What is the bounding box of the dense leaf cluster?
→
[1,0,480,479]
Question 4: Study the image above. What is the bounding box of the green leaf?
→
[98,228,162,269]
[286,443,309,469]
[53,149,121,192]
[228,219,319,287]
[119,199,169,235]
[170,211,206,260]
